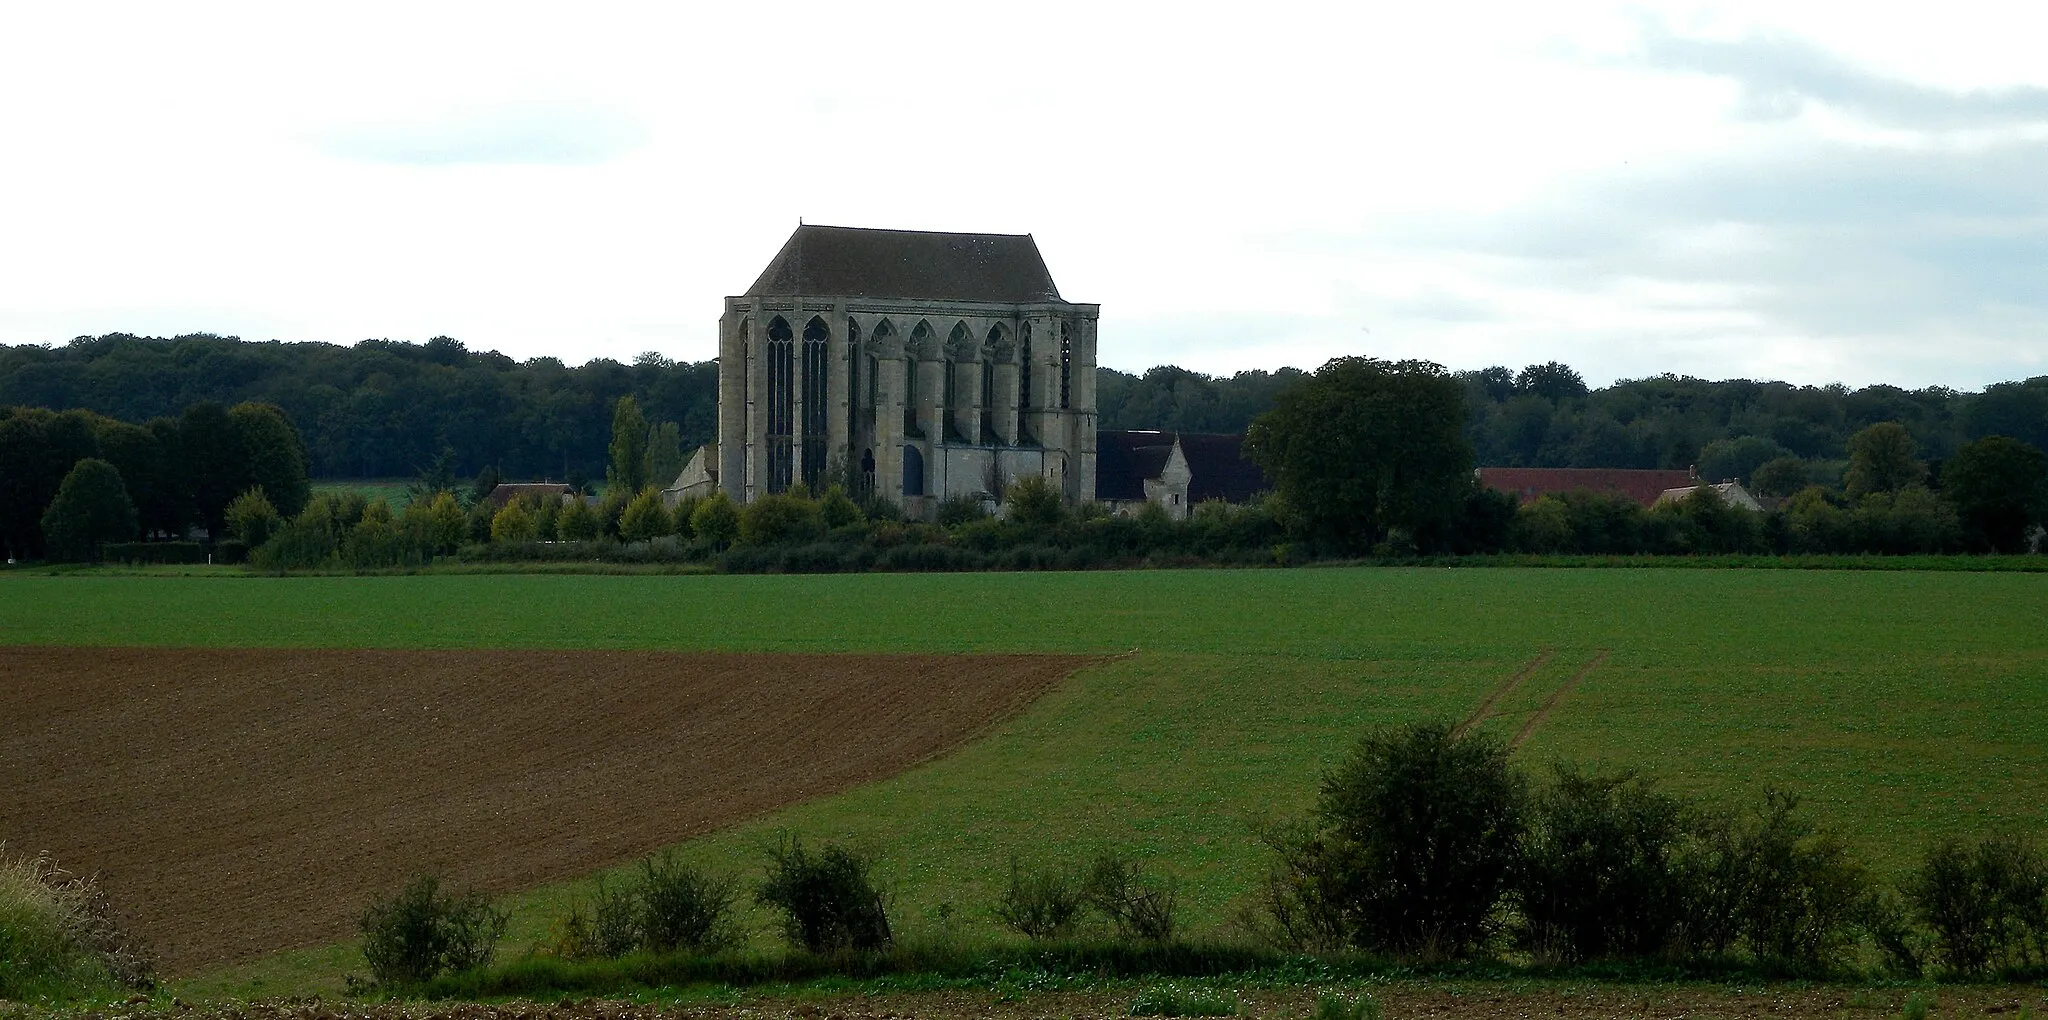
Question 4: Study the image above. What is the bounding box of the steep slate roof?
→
[1477,467,1698,508]
[743,225,1066,303]
[485,482,574,508]
[1095,431,1177,502]
[1179,432,1271,504]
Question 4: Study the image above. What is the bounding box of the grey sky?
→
[1,2,2042,389]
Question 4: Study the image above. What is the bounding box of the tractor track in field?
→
[1454,648,1554,737]
[0,646,1095,975]
[1512,649,1610,748]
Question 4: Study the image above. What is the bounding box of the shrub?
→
[1313,993,1382,1020]
[1128,983,1237,1017]
[637,852,741,954]
[691,491,740,548]
[359,873,509,987]
[618,487,671,543]
[250,514,338,572]
[1906,833,2048,976]
[1304,721,1525,959]
[224,487,281,547]
[0,846,153,1000]
[1084,853,1179,943]
[738,491,824,546]
[755,837,892,953]
[1677,791,1868,969]
[1005,475,1066,529]
[935,494,988,527]
[423,491,468,553]
[818,485,865,529]
[1516,764,1691,962]
[993,858,1085,941]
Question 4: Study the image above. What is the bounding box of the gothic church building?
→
[710,225,1099,517]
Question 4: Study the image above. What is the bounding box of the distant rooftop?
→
[742,225,1068,304]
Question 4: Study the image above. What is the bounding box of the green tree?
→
[609,396,649,495]
[1244,357,1473,549]
[1941,436,2048,552]
[1004,475,1065,529]
[738,491,824,546]
[556,497,600,541]
[618,487,672,542]
[0,408,100,557]
[1751,456,1812,498]
[1697,435,1789,485]
[226,402,311,518]
[490,501,538,543]
[690,490,740,548]
[423,492,467,553]
[40,458,137,562]
[818,484,864,529]
[224,487,281,547]
[181,401,241,541]
[643,421,685,490]
[1844,422,1925,498]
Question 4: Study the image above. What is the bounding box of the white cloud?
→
[1,1,2045,389]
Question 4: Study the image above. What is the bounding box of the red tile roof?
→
[1477,467,1697,508]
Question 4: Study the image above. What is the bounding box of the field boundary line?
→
[1455,648,1554,737]
[1512,648,1609,748]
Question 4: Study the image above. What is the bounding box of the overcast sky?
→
[3,2,2044,389]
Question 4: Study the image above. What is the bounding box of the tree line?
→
[0,402,310,560]
[10,334,2048,491]
[0,333,716,482]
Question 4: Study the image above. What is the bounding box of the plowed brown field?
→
[1,647,1092,975]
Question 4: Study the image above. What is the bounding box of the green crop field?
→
[4,567,2046,995]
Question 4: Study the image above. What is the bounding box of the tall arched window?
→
[766,317,794,493]
[801,317,828,490]
[1059,321,1073,410]
[1017,321,1032,442]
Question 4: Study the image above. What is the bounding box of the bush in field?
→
[1906,833,2048,976]
[1083,852,1179,942]
[618,487,671,543]
[993,858,1085,941]
[359,873,509,986]
[556,853,739,960]
[1516,764,1692,962]
[1676,790,1867,969]
[0,846,153,1000]
[1300,721,1525,959]
[224,486,281,547]
[755,837,891,953]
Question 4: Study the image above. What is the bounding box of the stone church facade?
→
[707,225,1099,518]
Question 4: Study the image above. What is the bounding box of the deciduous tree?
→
[1941,436,2048,552]
[1844,422,1925,498]
[1244,357,1473,550]
[609,396,649,495]
[40,458,137,561]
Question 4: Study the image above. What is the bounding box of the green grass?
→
[310,478,415,509]
[4,568,2046,997]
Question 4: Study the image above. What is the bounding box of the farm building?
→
[1656,479,1764,511]
[703,224,1100,520]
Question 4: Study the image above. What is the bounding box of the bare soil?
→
[16,984,2046,1020]
[0,647,1092,975]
